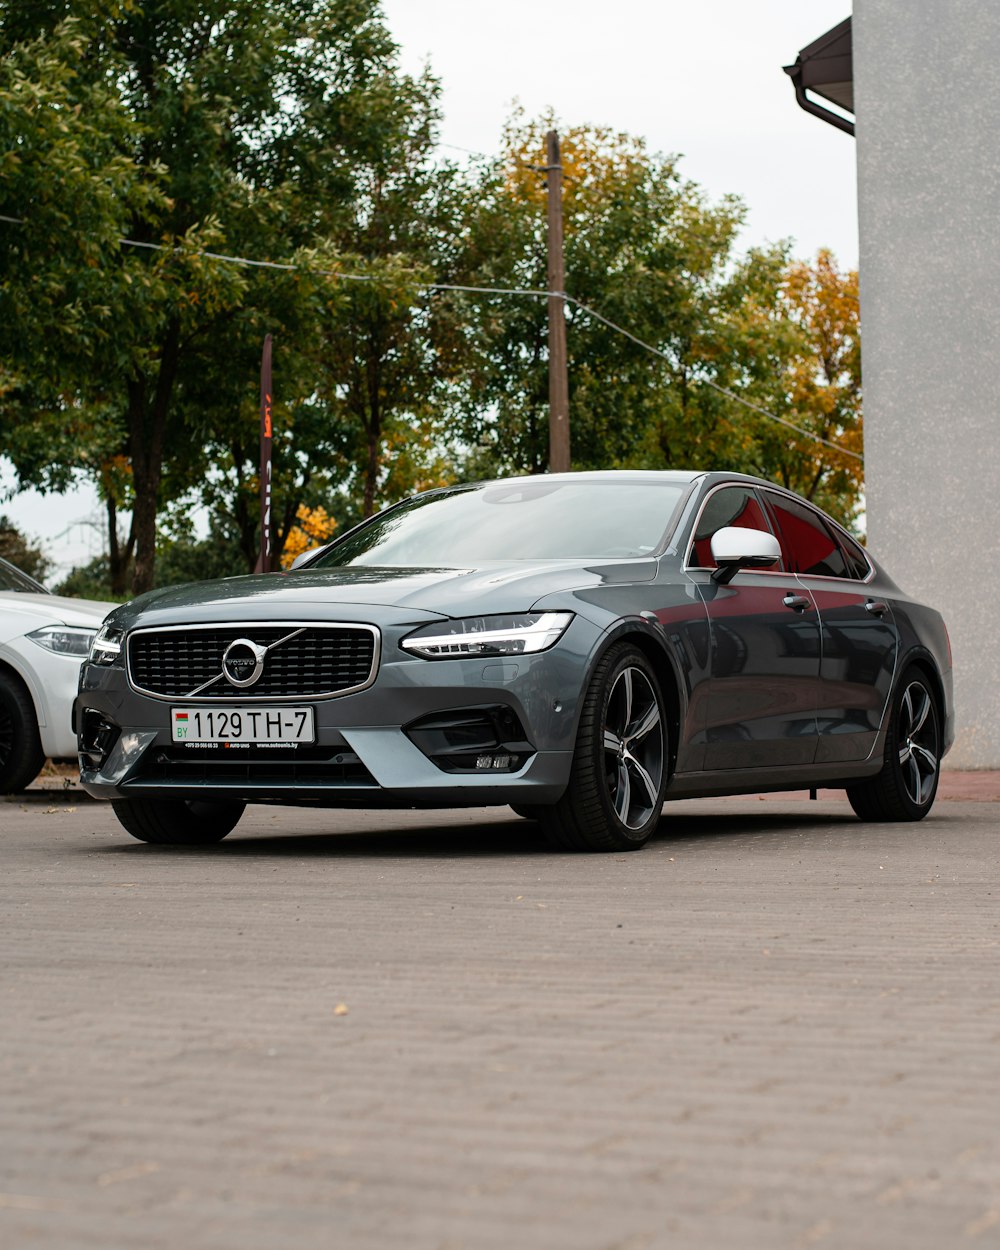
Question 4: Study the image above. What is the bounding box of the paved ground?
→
[2,795,999,1250]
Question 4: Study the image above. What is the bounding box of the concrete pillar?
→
[854,0,1000,767]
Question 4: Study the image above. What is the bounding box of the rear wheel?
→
[111,797,246,845]
[0,671,45,794]
[847,666,941,821]
[539,644,668,851]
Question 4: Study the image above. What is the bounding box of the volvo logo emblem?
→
[222,638,268,688]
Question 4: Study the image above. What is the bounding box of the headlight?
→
[400,612,573,659]
[27,625,98,658]
[89,624,125,665]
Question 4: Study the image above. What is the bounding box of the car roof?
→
[447,470,706,491]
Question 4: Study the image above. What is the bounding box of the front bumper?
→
[76,617,597,808]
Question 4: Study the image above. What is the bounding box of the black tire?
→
[846,665,942,822]
[538,644,669,852]
[0,671,45,794]
[111,797,246,845]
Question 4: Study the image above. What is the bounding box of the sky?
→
[2,0,857,584]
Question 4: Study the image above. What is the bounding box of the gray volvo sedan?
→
[76,471,953,851]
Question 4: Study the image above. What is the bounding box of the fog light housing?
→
[80,708,121,769]
[405,706,534,773]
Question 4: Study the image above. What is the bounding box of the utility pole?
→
[545,129,570,472]
[253,333,273,574]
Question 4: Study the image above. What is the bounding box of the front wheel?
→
[847,666,942,821]
[111,797,246,845]
[0,671,45,794]
[539,644,669,851]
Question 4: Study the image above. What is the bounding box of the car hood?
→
[110,560,656,628]
[0,592,116,641]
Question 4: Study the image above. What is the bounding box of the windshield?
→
[0,556,49,593]
[311,479,688,568]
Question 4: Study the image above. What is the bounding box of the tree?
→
[1,1,437,592]
[0,513,51,582]
[752,249,862,526]
[280,503,337,569]
[180,58,470,571]
[455,113,863,527]
[456,113,747,473]
[0,16,158,509]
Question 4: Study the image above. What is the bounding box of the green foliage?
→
[1,0,435,590]
[454,114,750,474]
[0,513,51,582]
[2,21,863,582]
[54,556,117,601]
[455,112,862,524]
[55,518,247,599]
[0,16,158,491]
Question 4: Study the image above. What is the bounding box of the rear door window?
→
[763,491,850,578]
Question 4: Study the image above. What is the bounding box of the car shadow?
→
[89,819,548,859]
[75,800,941,860]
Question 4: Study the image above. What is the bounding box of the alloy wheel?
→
[602,666,665,830]
[897,680,939,807]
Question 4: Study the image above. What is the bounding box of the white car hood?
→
[0,592,117,643]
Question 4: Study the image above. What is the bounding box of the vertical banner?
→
[254,334,273,574]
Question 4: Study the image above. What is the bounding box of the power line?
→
[119,234,552,297]
[0,212,861,462]
[435,141,487,158]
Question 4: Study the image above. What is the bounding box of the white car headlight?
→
[27,626,98,658]
[400,612,573,659]
[89,624,125,665]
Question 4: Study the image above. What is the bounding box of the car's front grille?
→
[127,623,379,700]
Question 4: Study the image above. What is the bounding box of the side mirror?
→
[709,526,781,584]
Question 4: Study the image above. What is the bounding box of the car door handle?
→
[865,599,889,617]
[783,594,812,612]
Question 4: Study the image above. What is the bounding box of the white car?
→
[0,556,116,792]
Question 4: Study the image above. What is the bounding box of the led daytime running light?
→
[401,612,573,659]
[90,624,125,664]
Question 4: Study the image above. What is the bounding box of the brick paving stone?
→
[1,798,998,1249]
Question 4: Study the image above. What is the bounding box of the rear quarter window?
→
[837,532,872,580]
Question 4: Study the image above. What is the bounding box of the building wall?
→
[854,0,1000,767]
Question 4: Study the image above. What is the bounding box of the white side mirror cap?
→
[710,526,781,574]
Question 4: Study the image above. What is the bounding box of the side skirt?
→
[665,757,884,801]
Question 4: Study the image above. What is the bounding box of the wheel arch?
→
[579,620,685,778]
[0,656,43,722]
[898,647,946,724]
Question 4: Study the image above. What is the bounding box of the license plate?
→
[171,706,315,745]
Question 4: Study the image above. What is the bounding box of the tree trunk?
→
[106,495,135,598]
[363,352,381,518]
[363,429,379,517]
[128,319,181,595]
[230,439,259,571]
